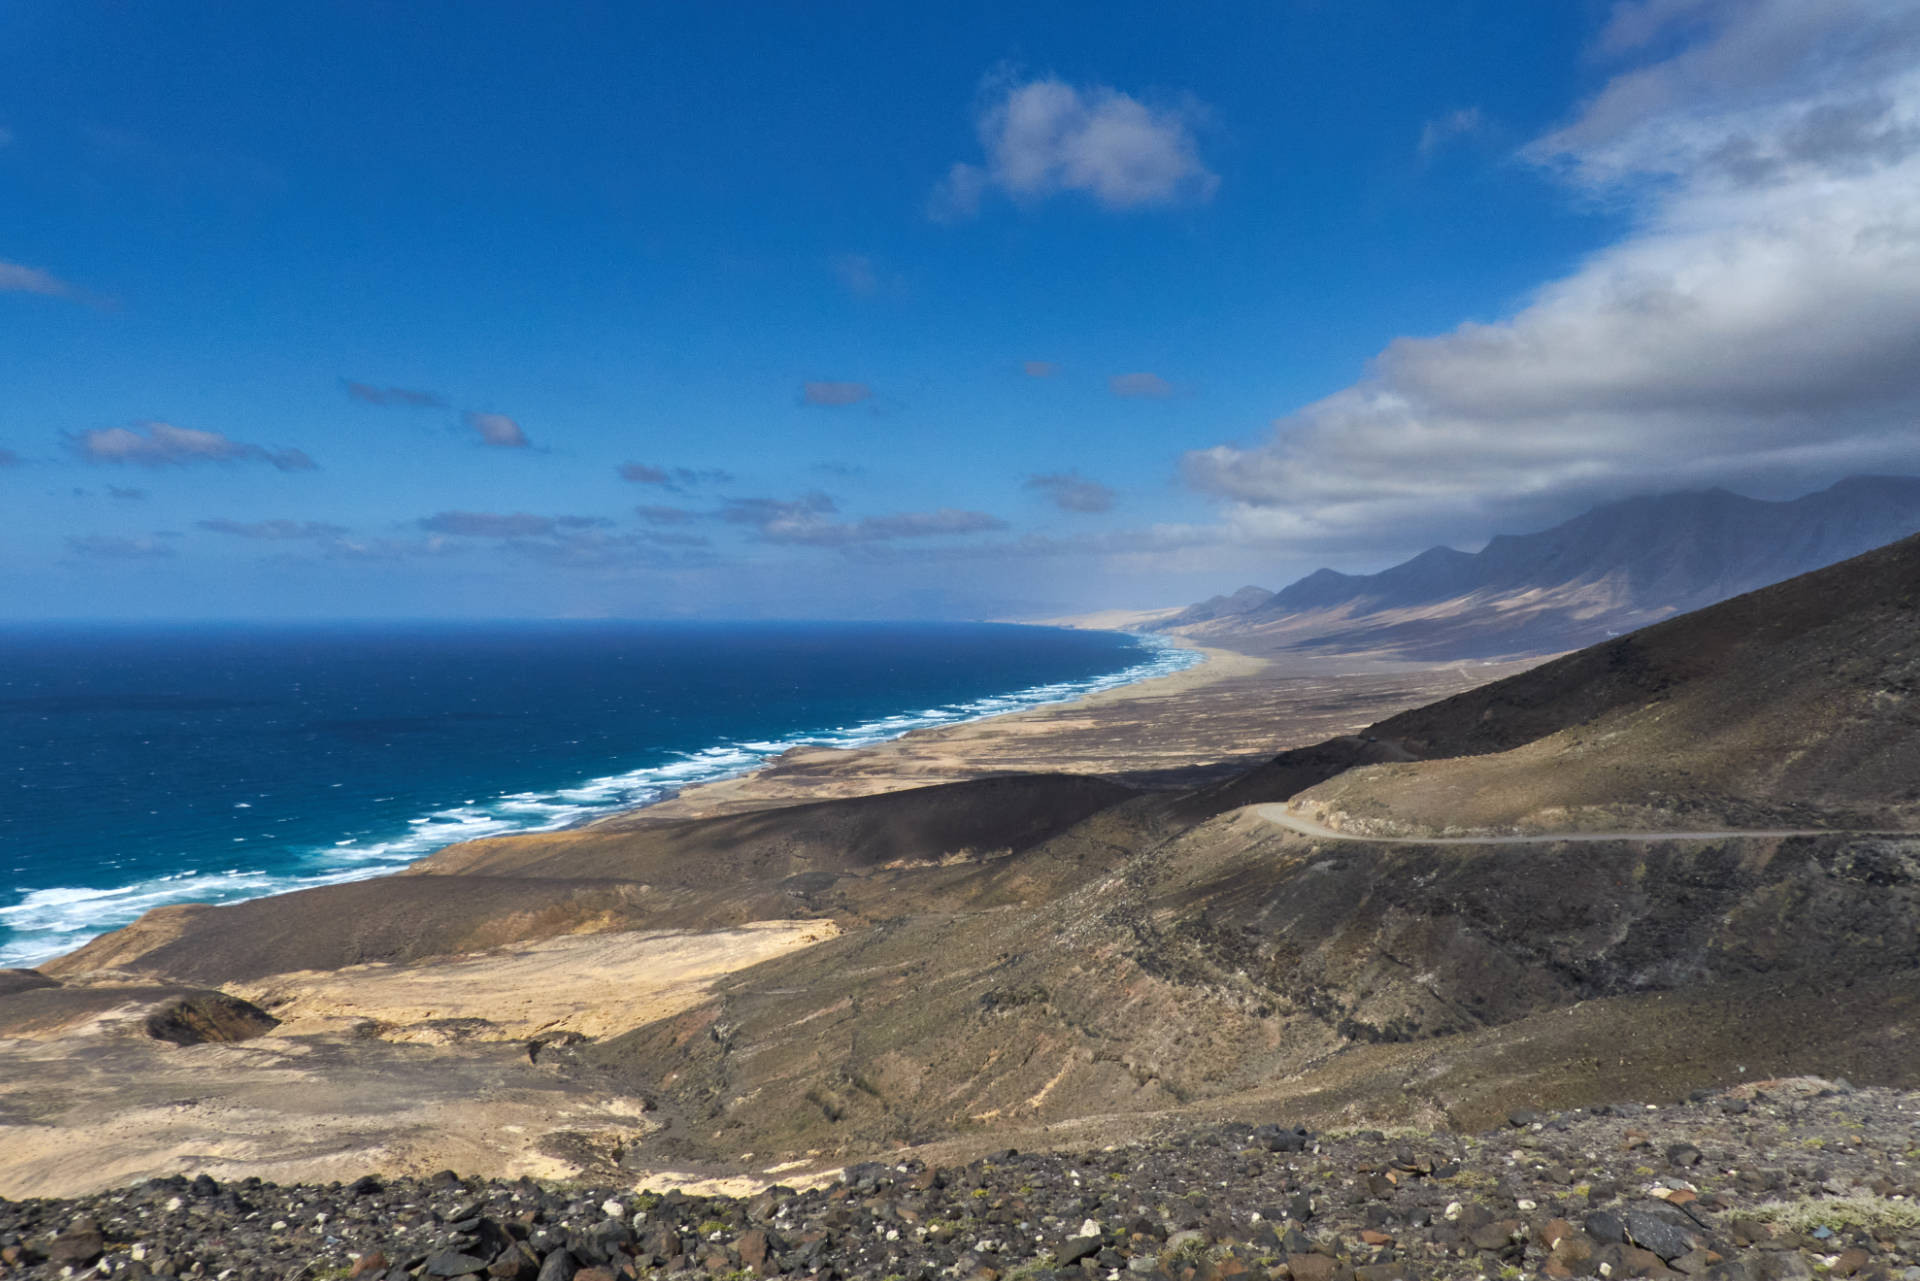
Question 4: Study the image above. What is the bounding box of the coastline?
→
[593,634,1538,827]
[0,627,1199,969]
[581,633,1259,825]
[9,628,1546,1199]
[10,625,1535,973]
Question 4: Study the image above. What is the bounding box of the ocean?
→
[0,621,1194,967]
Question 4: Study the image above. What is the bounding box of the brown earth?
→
[9,535,1920,1196]
[1290,530,1920,836]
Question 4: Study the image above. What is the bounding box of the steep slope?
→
[578,535,1920,1161]
[1288,530,1920,834]
[1163,474,1920,658]
[43,775,1148,984]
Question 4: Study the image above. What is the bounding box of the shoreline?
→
[8,630,1551,1198]
[9,625,1536,971]
[578,632,1254,825]
[2,627,1205,970]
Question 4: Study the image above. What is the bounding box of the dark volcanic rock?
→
[424,1247,495,1275]
[45,1217,105,1267]
[142,989,280,1044]
[0,969,58,997]
[0,1082,1915,1281]
[1625,1204,1706,1262]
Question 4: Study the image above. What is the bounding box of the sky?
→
[4,0,1919,620]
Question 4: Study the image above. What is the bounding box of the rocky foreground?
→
[4,1079,1918,1281]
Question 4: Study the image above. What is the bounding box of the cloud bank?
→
[933,74,1217,219]
[1182,0,1920,556]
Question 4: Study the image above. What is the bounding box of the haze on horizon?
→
[5,1,1919,622]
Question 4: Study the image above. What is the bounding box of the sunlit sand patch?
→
[626,1166,843,1198]
[0,920,841,1199]
[234,920,841,1042]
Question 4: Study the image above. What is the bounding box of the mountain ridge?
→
[1160,474,1920,658]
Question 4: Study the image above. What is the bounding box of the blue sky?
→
[5,1,1919,619]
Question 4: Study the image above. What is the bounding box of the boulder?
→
[144,990,280,1045]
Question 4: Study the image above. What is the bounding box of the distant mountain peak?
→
[1161,474,1920,659]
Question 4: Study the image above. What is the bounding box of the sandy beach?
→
[603,636,1536,824]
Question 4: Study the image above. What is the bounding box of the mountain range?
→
[1160,474,1920,658]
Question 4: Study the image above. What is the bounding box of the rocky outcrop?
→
[141,990,279,1045]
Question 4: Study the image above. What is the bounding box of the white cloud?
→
[197,518,350,540]
[1026,472,1116,514]
[464,411,530,448]
[801,380,873,407]
[74,422,316,471]
[1023,360,1060,378]
[1182,0,1920,557]
[346,382,444,408]
[931,74,1217,219]
[720,493,1007,546]
[0,259,77,299]
[419,511,608,538]
[1418,107,1484,158]
[830,253,904,298]
[618,462,733,489]
[636,504,697,525]
[67,533,177,560]
[1111,371,1174,399]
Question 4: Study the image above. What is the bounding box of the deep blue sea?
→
[0,621,1194,966]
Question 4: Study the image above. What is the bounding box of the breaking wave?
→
[0,635,1198,967]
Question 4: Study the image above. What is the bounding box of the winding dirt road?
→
[1252,803,1859,845]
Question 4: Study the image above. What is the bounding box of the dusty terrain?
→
[6,1079,1919,1281]
[4,640,1528,1200]
[5,534,1918,1221]
[613,645,1528,817]
[0,924,834,1199]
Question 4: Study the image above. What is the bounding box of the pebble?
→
[0,1084,1914,1281]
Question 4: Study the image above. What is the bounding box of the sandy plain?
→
[607,640,1538,823]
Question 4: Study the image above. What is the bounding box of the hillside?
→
[9,533,1919,1195]
[1287,529,1920,835]
[1161,475,1920,659]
